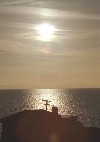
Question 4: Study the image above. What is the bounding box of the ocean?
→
[0,89,100,138]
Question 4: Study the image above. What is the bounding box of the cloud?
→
[0,6,100,20]
[0,0,100,88]
[0,0,31,6]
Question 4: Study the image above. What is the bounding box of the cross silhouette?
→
[42,99,51,111]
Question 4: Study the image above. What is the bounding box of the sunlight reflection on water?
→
[25,89,72,115]
[0,89,100,127]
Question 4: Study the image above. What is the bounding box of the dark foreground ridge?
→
[0,107,100,142]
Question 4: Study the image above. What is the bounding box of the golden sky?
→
[0,0,100,88]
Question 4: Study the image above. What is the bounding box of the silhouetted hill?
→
[0,108,100,142]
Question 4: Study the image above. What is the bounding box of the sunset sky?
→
[0,0,100,88]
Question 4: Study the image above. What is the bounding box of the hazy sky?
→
[0,0,100,88]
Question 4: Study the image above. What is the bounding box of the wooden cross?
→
[42,99,51,111]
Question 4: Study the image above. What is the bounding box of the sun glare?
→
[36,23,55,41]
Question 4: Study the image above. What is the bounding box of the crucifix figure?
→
[42,99,51,111]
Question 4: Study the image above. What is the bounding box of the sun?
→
[36,23,55,41]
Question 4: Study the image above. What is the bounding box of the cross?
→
[42,99,51,111]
